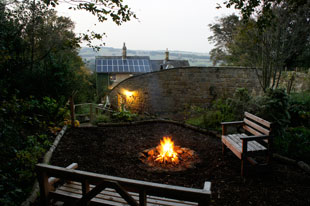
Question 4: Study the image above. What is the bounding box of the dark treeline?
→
[209,0,310,91]
[0,1,95,204]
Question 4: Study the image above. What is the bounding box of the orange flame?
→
[155,137,179,164]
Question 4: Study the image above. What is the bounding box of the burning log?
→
[139,136,200,172]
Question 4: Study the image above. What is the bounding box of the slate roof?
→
[96,56,190,73]
[150,60,190,72]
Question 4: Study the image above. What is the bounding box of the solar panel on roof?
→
[124,65,129,72]
[107,66,112,72]
[113,65,118,72]
[96,58,151,73]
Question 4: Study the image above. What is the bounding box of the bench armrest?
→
[240,135,269,141]
[221,121,244,136]
[221,121,244,126]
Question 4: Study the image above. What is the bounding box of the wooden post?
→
[222,124,227,136]
[37,171,49,206]
[222,124,227,155]
[82,180,90,196]
[139,190,147,206]
[241,140,248,177]
[222,143,226,155]
[69,96,75,128]
[89,104,93,123]
[268,127,273,164]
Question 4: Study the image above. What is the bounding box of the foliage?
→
[43,0,136,49]
[208,14,240,66]
[111,110,138,122]
[288,92,310,127]
[0,1,97,205]
[0,93,63,205]
[254,89,290,140]
[1,0,95,103]
[222,0,308,29]
[186,99,235,131]
[226,88,256,119]
[96,73,110,101]
[93,114,111,125]
[278,127,310,163]
[209,2,310,92]
[185,88,310,161]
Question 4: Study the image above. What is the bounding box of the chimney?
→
[165,48,169,61]
[122,42,127,59]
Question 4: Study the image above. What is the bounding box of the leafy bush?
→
[93,114,111,125]
[256,89,290,140]
[111,110,138,122]
[227,88,256,119]
[288,92,310,127]
[278,127,310,163]
[0,95,64,205]
[186,99,235,131]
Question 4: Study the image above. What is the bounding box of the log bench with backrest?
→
[221,112,272,176]
[36,163,211,206]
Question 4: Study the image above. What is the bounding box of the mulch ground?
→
[51,122,310,206]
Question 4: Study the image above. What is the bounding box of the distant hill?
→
[78,47,212,71]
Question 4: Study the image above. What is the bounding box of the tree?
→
[221,0,308,28]
[209,1,310,91]
[208,14,241,65]
[42,0,136,48]
[1,1,98,204]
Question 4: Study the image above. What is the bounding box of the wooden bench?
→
[221,112,272,176]
[36,163,211,206]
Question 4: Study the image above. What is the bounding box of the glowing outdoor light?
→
[123,90,134,98]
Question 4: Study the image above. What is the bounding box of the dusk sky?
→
[57,0,237,53]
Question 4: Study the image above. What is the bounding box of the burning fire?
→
[139,136,199,172]
[155,137,179,164]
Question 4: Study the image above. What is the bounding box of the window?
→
[110,74,116,81]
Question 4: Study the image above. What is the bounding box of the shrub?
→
[185,99,235,131]
[93,114,111,125]
[111,110,138,122]
[0,95,65,205]
[252,89,291,141]
[278,127,310,163]
[288,92,310,127]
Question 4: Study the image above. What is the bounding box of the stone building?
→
[95,43,190,96]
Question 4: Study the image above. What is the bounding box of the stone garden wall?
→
[108,67,261,118]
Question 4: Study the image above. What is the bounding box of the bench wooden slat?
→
[224,134,266,153]
[222,112,272,176]
[233,134,255,151]
[244,118,270,135]
[56,186,133,205]
[237,134,266,151]
[55,182,198,206]
[245,112,271,128]
[222,135,242,159]
[243,125,264,136]
[65,182,197,206]
[51,189,124,206]
[61,183,132,204]
[36,164,210,205]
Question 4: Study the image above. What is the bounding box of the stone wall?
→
[108,67,261,118]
